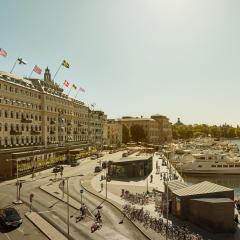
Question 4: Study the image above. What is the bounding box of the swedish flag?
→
[62,59,70,68]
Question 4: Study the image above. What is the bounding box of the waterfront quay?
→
[0,147,240,240]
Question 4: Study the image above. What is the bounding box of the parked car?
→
[70,161,80,167]
[91,155,98,160]
[0,207,23,228]
[122,152,128,157]
[94,166,102,173]
[52,165,64,173]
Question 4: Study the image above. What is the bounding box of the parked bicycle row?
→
[122,204,203,240]
[120,190,155,205]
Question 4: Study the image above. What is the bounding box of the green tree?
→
[122,125,130,144]
[130,124,146,142]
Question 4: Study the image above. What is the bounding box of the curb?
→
[25,211,67,240]
[81,179,152,240]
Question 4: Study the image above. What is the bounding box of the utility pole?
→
[6,158,22,204]
[105,168,108,199]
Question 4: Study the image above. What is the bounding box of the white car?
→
[91,155,98,160]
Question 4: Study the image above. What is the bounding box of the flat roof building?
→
[108,156,153,178]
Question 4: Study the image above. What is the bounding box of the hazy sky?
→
[1,0,240,125]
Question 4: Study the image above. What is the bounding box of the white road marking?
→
[38,210,57,214]
[4,233,11,240]
[17,226,24,233]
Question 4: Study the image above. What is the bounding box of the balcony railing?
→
[50,131,55,134]
[10,130,22,135]
[31,130,41,135]
[50,120,56,125]
[21,118,32,123]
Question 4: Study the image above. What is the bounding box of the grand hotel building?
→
[0,68,105,179]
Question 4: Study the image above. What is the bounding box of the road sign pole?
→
[30,193,34,212]
[80,189,83,204]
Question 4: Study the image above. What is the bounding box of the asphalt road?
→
[0,151,148,240]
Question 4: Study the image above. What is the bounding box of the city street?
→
[0,151,148,240]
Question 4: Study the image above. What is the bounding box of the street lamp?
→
[6,158,23,204]
[62,174,84,240]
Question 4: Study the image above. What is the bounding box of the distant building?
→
[175,117,184,126]
[119,114,172,144]
[104,119,122,146]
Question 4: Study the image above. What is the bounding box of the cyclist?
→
[95,210,102,222]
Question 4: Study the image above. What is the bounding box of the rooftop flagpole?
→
[67,85,73,96]
[52,62,62,81]
[28,69,34,78]
[74,88,81,98]
[10,59,18,73]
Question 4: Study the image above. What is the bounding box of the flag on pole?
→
[0,48,7,57]
[33,65,42,75]
[72,84,77,90]
[63,80,70,87]
[17,57,27,65]
[62,59,70,68]
[79,87,85,92]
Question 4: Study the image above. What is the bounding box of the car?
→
[70,161,80,167]
[122,152,128,157]
[0,207,23,228]
[94,166,102,173]
[91,155,98,160]
[52,165,64,173]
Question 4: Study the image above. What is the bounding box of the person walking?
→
[100,182,103,192]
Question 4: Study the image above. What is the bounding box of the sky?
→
[0,0,240,125]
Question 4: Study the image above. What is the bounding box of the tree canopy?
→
[173,124,240,139]
[130,124,146,142]
[122,124,130,143]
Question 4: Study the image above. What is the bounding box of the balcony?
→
[10,130,22,135]
[50,131,55,134]
[31,130,41,135]
[67,131,71,134]
[21,118,32,123]
[50,120,56,125]
[67,122,72,126]
[73,131,78,134]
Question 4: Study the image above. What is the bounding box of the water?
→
[183,139,240,198]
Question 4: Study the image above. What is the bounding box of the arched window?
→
[11,111,14,118]
[5,123,8,131]
[5,110,8,118]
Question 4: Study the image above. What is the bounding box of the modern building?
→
[169,181,234,233]
[108,156,153,178]
[0,69,105,179]
[119,115,172,144]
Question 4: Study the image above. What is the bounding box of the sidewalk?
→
[90,153,177,218]
[25,211,67,240]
